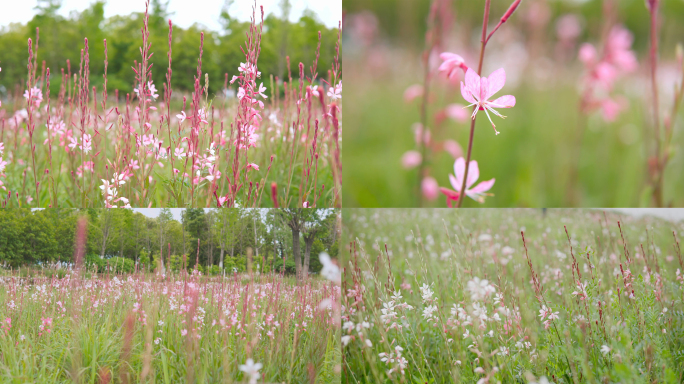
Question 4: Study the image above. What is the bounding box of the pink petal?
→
[449,173,461,192]
[452,157,466,190]
[464,69,480,99]
[479,76,489,101]
[485,68,506,99]
[439,187,460,200]
[439,52,464,63]
[460,82,476,104]
[465,160,479,189]
[467,178,495,195]
[490,95,516,108]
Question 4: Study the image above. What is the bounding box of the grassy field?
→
[341,209,684,383]
[0,270,340,383]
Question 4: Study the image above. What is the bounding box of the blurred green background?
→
[342,0,684,207]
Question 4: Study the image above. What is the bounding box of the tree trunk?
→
[159,219,164,272]
[219,215,226,268]
[292,228,301,282]
[254,216,259,272]
[303,233,315,280]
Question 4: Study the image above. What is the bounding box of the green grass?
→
[341,209,684,383]
[0,272,340,383]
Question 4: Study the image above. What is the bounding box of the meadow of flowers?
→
[344,0,684,207]
[0,261,341,383]
[0,0,342,208]
[342,209,684,383]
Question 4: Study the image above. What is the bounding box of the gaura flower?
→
[461,68,516,135]
[438,52,468,79]
[440,157,494,205]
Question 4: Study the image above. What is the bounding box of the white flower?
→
[600,345,611,356]
[238,358,263,384]
[467,277,496,301]
[176,111,186,123]
[419,284,434,301]
[422,304,437,320]
[341,335,351,346]
[319,253,340,285]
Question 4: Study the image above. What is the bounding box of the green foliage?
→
[274,258,297,275]
[85,254,106,273]
[0,2,339,96]
[108,256,134,274]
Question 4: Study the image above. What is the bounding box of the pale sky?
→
[0,0,342,31]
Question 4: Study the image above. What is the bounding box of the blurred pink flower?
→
[445,104,469,123]
[601,98,625,122]
[605,26,637,73]
[461,68,516,135]
[403,85,424,103]
[438,52,468,79]
[421,177,439,201]
[441,157,494,205]
[401,151,422,169]
[556,14,582,42]
[443,140,463,159]
[578,43,597,65]
[412,123,431,145]
[23,87,43,107]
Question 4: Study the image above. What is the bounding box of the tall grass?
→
[0,0,342,208]
[0,269,340,383]
[342,209,684,383]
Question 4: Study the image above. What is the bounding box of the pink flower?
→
[23,86,43,107]
[247,163,260,171]
[445,104,469,123]
[605,26,637,73]
[0,157,7,172]
[438,52,467,79]
[442,140,463,159]
[601,98,624,122]
[258,83,268,99]
[421,176,439,201]
[440,157,494,205]
[176,111,186,123]
[460,68,516,134]
[403,85,423,103]
[181,329,188,336]
[327,82,342,100]
[303,201,309,208]
[0,142,3,155]
[401,151,422,169]
[174,147,186,159]
[578,43,597,65]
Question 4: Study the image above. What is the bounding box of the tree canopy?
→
[0,208,339,276]
[0,0,340,97]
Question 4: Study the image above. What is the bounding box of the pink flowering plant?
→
[0,0,341,208]
[401,0,520,208]
[347,0,684,207]
[343,209,684,383]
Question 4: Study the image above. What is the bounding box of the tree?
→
[22,210,59,263]
[157,208,173,271]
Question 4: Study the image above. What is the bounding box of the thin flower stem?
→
[457,0,490,208]
[649,4,662,206]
